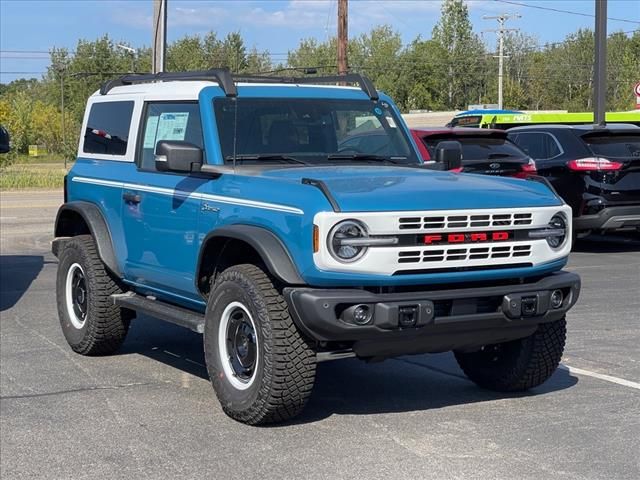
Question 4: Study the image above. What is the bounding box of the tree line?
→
[1,0,638,160]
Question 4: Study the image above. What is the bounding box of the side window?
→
[513,132,562,160]
[138,102,203,170]
[83,101,134,156]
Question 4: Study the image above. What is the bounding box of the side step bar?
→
[112,292,205,334]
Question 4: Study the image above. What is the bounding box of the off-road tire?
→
[204,264,316,425]
[454,317,566,392]
[56,235,132,355]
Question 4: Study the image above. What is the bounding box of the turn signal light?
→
[567,157,623,171]
[313,224,319,253]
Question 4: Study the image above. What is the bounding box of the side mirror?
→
[435,140,463,171]
[0,126,10,154]
[155,140,203,173]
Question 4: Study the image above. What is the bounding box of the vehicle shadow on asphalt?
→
[121,314,578,425]
[573,232,640,253]
[0,255,44,311]
[293,356,578,425]
[120,314,209,376]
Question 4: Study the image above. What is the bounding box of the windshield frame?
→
[211,97,420,167]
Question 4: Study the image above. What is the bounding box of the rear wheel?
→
[56,235,132,355]
[454,317,566,392]
[204,264,316,425]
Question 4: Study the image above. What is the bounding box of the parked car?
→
[508,124,640,236]
[0,125,10,154]
[412,127,537,177]
[52,70,580,425]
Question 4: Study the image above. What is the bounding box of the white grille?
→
[398,245,532,264]
[313,205,572,276]
[399,212,533,230]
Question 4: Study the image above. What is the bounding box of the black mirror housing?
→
[155,141,203,173]
[435,140,463,171]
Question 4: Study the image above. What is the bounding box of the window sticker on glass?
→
[156,112,190,142]
[143,116,159,148]
[385,115,397,128]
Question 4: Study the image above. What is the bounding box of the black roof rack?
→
[99,70,379,100]
[99,69,237,96]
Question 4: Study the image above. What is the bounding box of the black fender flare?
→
[197,225,305,288]
[53,201,121,277]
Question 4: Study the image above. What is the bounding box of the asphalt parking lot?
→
[1,190,639,480]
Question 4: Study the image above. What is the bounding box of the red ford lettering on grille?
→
[423,231,510,245]
[423,234,443,245]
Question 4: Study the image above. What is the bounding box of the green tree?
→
[396,38,448,111]
[432,0,485,109]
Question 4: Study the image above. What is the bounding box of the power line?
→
[494,0,640,25]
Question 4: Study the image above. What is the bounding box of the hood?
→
[257,166,562,212]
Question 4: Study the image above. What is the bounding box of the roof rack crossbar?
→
[100,69,237,96]
[232,73,379,100]
[99,70,379,100]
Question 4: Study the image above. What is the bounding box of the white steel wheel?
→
[218,301,259,391]
[65,262,88,329]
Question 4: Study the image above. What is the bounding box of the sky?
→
[1,0,639,83]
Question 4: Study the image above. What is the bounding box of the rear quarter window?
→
[510,131,562,160]
[83,101,134,156]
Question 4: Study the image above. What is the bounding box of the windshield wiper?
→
[225,154,308,165]
[327,153,407,164]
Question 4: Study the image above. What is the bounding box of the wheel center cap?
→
[237,335,249,357]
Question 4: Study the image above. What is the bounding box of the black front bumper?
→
[284,271,580,358]
[574,205,640,231]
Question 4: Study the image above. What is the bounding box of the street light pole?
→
[116,44,137,73]
[152,0,167,73]
[593,0,607,126]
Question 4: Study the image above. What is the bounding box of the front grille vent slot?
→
[398,212,533,230]
[397,244,532,264]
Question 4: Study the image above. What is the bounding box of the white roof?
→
[92,80,362,100]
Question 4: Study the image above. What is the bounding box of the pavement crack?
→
[1,381,167,401]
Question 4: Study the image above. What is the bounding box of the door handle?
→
[123,192,141,204]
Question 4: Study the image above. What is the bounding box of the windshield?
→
[213,98,419,165]
[424,137,528,161]
[583,134,640,159]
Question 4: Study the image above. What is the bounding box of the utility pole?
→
[483,13,520,110]
[152,0,167,74]
[593,0,607,126]
[59,69,66,168]
[337,0,348,75]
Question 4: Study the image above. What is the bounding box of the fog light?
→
[353,305,372,325]
[550,290,564,309]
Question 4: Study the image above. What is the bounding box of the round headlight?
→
[328,220,368,262]
[547,213,567,248]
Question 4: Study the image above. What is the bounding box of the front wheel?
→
[454,317,566,392]
[204,264,316,425]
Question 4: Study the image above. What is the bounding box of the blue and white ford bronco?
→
[53,70,580,424]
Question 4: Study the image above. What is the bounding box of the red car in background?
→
[411,127,537,178]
